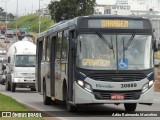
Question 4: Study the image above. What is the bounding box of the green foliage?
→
[48,0,96,22]
[8,14,54,33]
[0,22,5,26]
[0,7,15,19]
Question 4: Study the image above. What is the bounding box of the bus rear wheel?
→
[43,81,51,105]
[124,103,137,111]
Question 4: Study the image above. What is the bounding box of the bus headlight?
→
[77,80,92,93]
[78,80,84,87]
[142,80,154,93]
[149,80,154,87]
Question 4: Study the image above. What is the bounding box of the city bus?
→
[36,15,157,112]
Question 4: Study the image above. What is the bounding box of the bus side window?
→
[42,37,47,62]
[62,29,69,60]
[56,32,62,60]
[61,29,69,73]
[46,36,51,61]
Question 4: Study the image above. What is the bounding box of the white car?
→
[0,35,5,39]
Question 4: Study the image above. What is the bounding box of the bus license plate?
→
[111,94,124,100]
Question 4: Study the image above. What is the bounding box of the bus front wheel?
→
[124,103,137,111]
[66,101,77,112]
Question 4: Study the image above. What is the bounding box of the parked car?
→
[6,29,14,38]
[4,39,10,43]
[0,35,5,39]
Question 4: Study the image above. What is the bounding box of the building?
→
[95,0,160,15]
[36,8,50,17]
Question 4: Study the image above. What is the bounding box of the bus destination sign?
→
[87,19,146,29]
[101,20,128,28]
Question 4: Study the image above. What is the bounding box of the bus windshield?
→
[15,55,36,67]
[76,34,153,70]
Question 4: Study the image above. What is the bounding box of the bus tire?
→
[65,87,77,112]
[124,103,137,111]
[31,88,36,91]
[43,81,51,105]
[11,82,16,92]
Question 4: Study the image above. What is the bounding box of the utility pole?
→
[39,0,41,33]
[5,0,8,51]
[32,2,33,14]
[25,8,26,16]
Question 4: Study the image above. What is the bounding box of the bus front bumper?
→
[74,82,154,104]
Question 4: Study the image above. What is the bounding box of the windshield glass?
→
[15,55,36,67]
[76,34,153,70]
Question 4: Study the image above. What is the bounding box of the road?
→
[0,84,160,120]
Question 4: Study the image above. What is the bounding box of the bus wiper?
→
[96,31,113,49]
[122,38,125,59]
[124,34,135,50]
[111,36,115,58]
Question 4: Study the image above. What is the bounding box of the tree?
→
[0,7,4,14]
[48,0,96,22]
[0,7,15,20]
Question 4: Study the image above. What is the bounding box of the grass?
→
[8,14,54,33]
[0,93,43,120]
[0,22,5,26]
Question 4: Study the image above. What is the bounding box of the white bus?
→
[36,15,157,112]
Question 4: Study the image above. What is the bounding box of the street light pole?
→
[5,0,8,51]
[16,0,18,42]
[39,0,41,33]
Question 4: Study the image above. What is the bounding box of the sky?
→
[0,0,52,16]
[0,0,159,16]
[0,0,116,16]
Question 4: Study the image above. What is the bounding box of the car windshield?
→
[76,34,153,70]
[15,55,36,67]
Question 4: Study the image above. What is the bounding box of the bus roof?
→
[38,15,150,38]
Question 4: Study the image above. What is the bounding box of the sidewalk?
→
[154,67,160,92]
[154,92,160,103]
